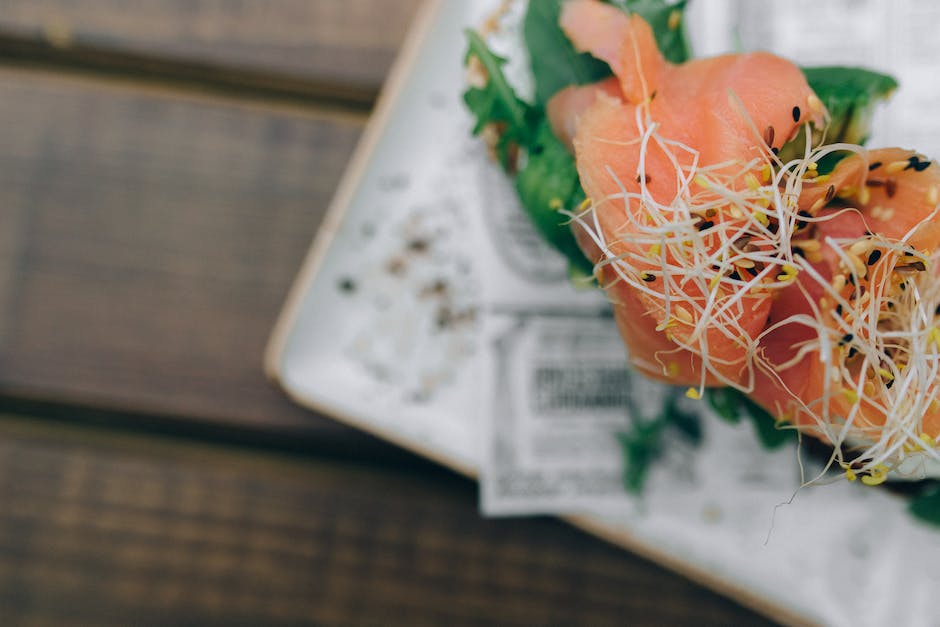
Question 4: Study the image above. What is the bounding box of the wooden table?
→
[0,2,779,624]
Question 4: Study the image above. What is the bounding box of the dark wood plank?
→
[0,0,424,99]
[0,66,398,450]
[0,413,777,626]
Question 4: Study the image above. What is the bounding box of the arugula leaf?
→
[909,481,940,528]
[740,395,794,450]
[780,66,898,170]
[618,390,700,492]
[705,387,743,424]
[524,0,612,105]
[463,29,536,168]
[609,0,691,64]
[617,420,665,493]
[515,121,595,275]
[462,31,594,273]
[804,66,898,145]
[705,387,794,449]
[525,0,691,104]
[669,398,703,444]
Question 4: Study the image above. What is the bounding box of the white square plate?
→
[266,3,940,625]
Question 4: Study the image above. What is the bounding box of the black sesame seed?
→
[867,249,882,265]
[636,173,652,184]
[836,303,844,315]
[338,277,357,293]
[866,179,885,188]
[641,273,656,282]
[886,378,895,389]
[771,147,779,156]
[825,185,836,202]
[848,347,858,358]
[905,155,930,172]
[793,247,806,258]
[728,270,742,281]
[841,333,854,345]
[792,106,801,122]
[935,304,940,316]
[868,161,882,171]
[696,220,715,231]
[886,179,897,198]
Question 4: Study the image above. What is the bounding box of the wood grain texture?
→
[0,0,423,99]
[0,413,776,626]
[0,66,396,450]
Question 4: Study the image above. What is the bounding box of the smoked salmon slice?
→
[751,148,940,480]
[551,0,823,388]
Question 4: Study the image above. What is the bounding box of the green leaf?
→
[463,29,594,273]
[705,387,743,424]
[515,120,595,275]
[617,388,699,492]
[523,0,691,105]
[779,66,898,170]
[609,0,691,64]
[803,66,897,145]
[740,395,795,450]
[524,0,612,105]
[463,30,535,168]
[669,400,703,444]
[909,481,940,528]
[617,421,664,493]
[705,387,794,449]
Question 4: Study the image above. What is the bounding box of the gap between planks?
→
[0,31,375,119]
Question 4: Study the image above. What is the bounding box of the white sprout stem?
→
[567,95,940,481]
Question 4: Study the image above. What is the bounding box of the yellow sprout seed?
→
[885,160,909,175]
[861,465,889,486]
[668,9,681,30]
